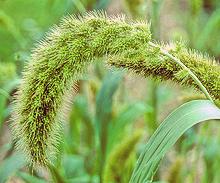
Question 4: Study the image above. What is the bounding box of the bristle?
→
[11,11,151,166]
[11,10,220,167]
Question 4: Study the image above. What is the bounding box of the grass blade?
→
[95,71,123,181]
[130,100,220,182]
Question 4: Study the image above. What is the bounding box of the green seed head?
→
[11,11,220,167]
[11,11,151,166]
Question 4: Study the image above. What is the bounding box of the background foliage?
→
[0,0,220,182]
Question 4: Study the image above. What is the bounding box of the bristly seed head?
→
[11,11,220,167]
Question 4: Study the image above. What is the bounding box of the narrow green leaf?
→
[130,100,220,182]
[62,155,85,178]
[95,71,123,137]
[0,78,20,128]
[196,8,220,50]
[107,102,149,152]
[95,71,123,179]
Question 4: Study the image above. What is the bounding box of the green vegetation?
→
[0,0,220,183]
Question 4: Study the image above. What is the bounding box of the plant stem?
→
[145,0,162,133]
[149,41,214,103]
[146,82,158,132]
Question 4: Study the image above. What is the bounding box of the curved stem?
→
[149,41,214,103]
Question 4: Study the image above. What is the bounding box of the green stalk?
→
[149,41,214,103]
[146,0,163,132]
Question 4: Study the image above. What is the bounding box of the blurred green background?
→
[0,0,220,182]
